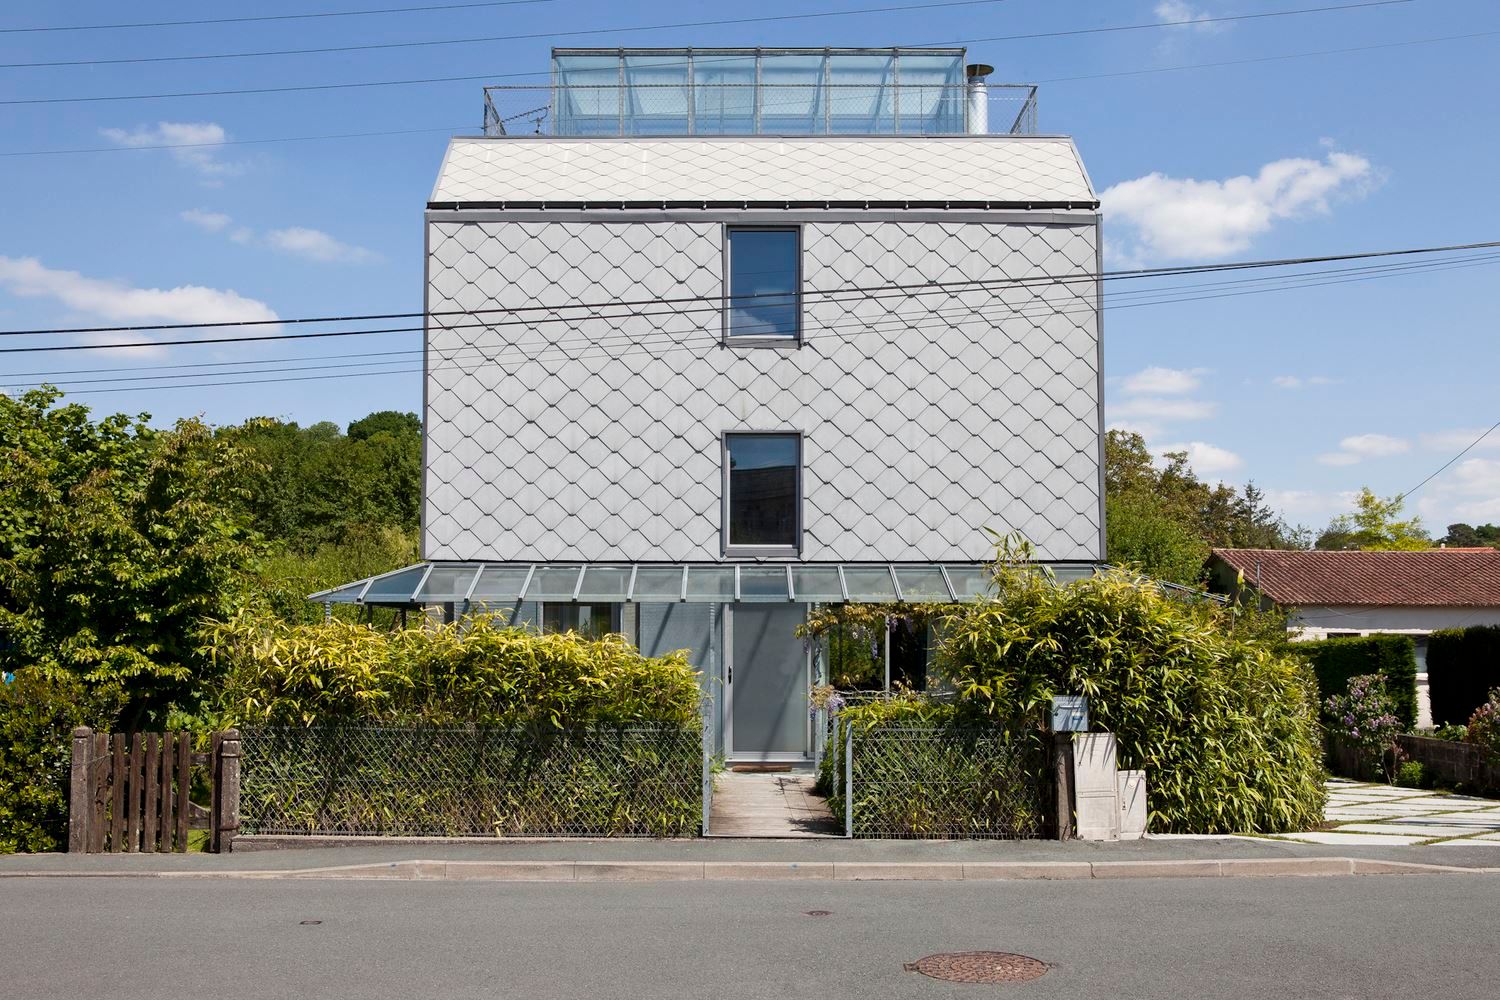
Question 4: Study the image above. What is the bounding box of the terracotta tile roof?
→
[1210,548,1500,607]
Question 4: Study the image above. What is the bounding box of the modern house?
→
[316,48,1106,762]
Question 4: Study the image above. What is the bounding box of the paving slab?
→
[1270,832,1430,846]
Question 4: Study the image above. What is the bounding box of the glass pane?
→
[944,565,995,601]
[360,566,429,603]
[632,566,684,601]
[727,228,799,339]
[542,603,617,639]
[826,53,893,134]
[411,563,483,602]
[685,566,735,601]
[893,52,964,134]
[841,566,897,602]
[726,433,799,548]
[526,565,585,601]
[894,566,954,602]
[790,566,844,602]
[623,54,689,135]
[552,53,621,136]
[692,53,756,135]
[469,565,532,606]
[577,565,633,602]
[1052,563,1098,585]
[757,53,824,133]
[738,566,790,602]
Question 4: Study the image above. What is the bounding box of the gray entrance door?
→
[728,604,808,760]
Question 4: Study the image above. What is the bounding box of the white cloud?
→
[1154,441,1243,476]
[1120,365,1206,395]
[1155,1,1231,33]
[99,121,243,180]
[1316,432,1411,466]
[180,209,232,233]
[1106,419,1165,441]
[0,256,278,330]
[264,227,379,264]
[1274,374,1338,389]
[1110,396,1217,422]
[1417,458,1500,523]
[1101,151,1377,262]
[1420,428,1500,453]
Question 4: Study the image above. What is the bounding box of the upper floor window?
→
[725,432,801,554]
[725,227,800,341]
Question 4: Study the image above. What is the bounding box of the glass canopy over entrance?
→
[309,562,1105,607]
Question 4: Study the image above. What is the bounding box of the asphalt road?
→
[1,875,1493,999]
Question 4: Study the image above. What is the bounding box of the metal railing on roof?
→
[480,82,1038,138]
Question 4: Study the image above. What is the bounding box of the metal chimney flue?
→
[965,63,993,135]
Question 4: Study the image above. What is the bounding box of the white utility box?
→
[1118,769,1147,840]
[1072,732,1120,842]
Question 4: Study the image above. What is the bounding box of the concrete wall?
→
[423,212,1103,564]
[1290,605,1500,636]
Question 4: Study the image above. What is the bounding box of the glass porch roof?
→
[309,562,1105,606]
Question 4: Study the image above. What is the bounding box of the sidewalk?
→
[1267,778,1500,847]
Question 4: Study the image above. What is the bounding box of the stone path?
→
[1268,778,1500,847]
[707,770,841,838]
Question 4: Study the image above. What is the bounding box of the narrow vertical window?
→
[725,227,800,340]
[725,433,800,552]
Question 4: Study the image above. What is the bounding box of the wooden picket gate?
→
[67,727,241,854]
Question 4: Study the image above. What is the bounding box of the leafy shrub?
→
[1465,689,1500,764]
[0,671,117,853]
[1432,723,1470,743]
[1290,634,1418,731]
[1325,674,1406,782]
[1428,626,1500,727]
[1394,760,1427,789]
[938,564,1327,834]
[205,610,702,728]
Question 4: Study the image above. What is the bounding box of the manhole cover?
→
[904,952,1049,984]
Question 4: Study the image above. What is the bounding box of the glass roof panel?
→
[944,565,995,602]
[526,565,585,601]
[468,565,532,606]
[577,565,633,602]
[361,566,430,603]
[841,566,897,602]
[632,566,684,601]
[1052,563,1098,584]
[790,566,844,602]
[738,566,790,602]
[894,565,954,602]
[412,563,484,602]
[685,566,735,601]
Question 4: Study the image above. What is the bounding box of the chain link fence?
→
[239,725,701,838]
[830,723,1049,839]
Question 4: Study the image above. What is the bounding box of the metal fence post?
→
[844,720,854,839]
[701,703,713,837]
[68,726,92,852]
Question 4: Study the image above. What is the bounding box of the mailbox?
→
[1050,695,1088,733]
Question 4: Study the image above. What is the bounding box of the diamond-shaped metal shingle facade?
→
[424,216,1103,563]
[430,136,1096,206]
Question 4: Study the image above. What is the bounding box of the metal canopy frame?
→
[308,560,1106,607]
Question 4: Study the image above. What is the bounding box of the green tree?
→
[0,388,262,725]
[1315,488,1430,551]
[347,410,420,442]
[1440,523,1500,549]
[1105,495,1210,585]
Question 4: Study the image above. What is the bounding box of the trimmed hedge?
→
[1428,626,1500,727]
[1290,634,1418,731]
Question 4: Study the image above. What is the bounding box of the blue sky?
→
[1,0,1497,536]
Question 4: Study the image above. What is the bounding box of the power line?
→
[4,238,1497,341]
[10,247,1498,379]
[0,1,555,34]
[1399,420,1500,501]
[0,0,1008,70]
[0,0,1411,103]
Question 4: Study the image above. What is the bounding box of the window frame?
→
[721,225,803,347]
[722,430,803,558]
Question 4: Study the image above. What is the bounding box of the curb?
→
[2,857,1490,882]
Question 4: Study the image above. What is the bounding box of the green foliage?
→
[1324,674,1406,782]
[0,671,118,853]
[1427,625,1500,727]
[0,388,262,725]
[1465,689,1500,764]
[1291,634,1418,730]
[205,610,702,729]
[936,564,1327,834]
[1106,494,1211,585]
[1439,523,1500,549]
[1394,760,1427,789]
[250,524,419,625]
[219,413,420,552]
[1315,488,1430,550]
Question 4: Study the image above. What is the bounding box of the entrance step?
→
[708,771,841,838]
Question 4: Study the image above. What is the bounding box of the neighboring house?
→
[316,48,1106,762]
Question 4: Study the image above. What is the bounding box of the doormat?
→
[730,764,793,773]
